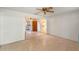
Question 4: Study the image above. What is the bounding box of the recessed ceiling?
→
[2,7,79,15]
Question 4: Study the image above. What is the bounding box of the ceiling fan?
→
[36,7,54,15]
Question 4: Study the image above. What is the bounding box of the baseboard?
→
[47,32,78,42]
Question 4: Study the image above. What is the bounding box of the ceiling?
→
[2,7,79,15]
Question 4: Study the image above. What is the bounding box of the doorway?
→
[25,17,47,33]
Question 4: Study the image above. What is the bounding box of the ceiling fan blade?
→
[44,11,46,15]
[48,7,53,9]
[47,11,54,13]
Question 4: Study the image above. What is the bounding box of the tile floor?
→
[0,32,79,51]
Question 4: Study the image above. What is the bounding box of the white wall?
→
[0,12,3,43]
[0,8,38,45]
[47,10,79,41]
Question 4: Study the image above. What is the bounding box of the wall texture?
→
[0,8,38,45]
[47,10,79,41]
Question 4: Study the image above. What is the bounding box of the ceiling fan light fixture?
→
[36,7,54,15]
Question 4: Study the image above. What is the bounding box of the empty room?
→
[0,7,79,51]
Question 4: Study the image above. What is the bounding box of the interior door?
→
[32,20,37,31]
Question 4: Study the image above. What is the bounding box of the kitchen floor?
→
[0,32,79,51]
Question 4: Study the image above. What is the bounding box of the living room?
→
[0,7,79,51]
